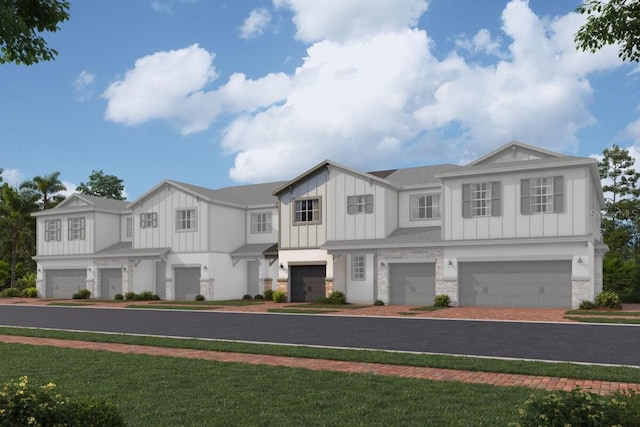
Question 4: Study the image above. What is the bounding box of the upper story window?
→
[462,182,501,218]
[521,176,564,214]
[68,217,85,241]
[351,255,366,281]
[294,198,321,224]
[126,217,132,238]
[176,209,197,231]
[44,219,61,242]
[410,194,439,220]
[347,195,373,214]
[140,212,157,228]
[251,212,272,234]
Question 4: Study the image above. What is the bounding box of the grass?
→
[0,343,530,426]
[565,316,640,324]
[566,309,640,317]
[285,303,369,310]
[0,326,638,383]
[125,305,221,310]
[267,308,339,314]
[151,299,265,306]
[410,306,449,312]
[47,302,97,306]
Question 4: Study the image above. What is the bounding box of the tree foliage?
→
[0,0,70,65]
[19,171,66,209]
[575,0,640,62]
[77,170,126,200]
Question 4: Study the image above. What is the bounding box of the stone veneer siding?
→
[572,280,591,309]
[376,247,444,304]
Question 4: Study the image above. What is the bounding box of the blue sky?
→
[1,0,638,200]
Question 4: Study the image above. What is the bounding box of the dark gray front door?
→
[290,266,326,303]
[389,263,436,305]
[99,269,121,300]
[174,267,200,301]
[458,261,572,308]
[247,261,260,297]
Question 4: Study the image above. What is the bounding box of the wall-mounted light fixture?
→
[380,261,386,267]
[577,257,583,264]
[203,265,208,270]
[448,260,453,266]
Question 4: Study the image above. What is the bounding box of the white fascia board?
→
[433,158,596,179]
[32,207,121,217]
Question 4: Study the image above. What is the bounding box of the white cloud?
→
[1,169,25,187]
[273,0,428,42]
[106,0,627,183]
[151,1,173,14]
[239,8,272,39]
[61,181,78,198]
[73,70,95,102]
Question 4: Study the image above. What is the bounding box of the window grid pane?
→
[410,194,440,220]
[68,217,85,240]
[471,183,491,217]
[351,255,365,281]
[530,178,553,213]
[140,213,157,228]
[251,212,272,233]
[177,209,196,231]
[45,219,61,242]
[295,198,320,223]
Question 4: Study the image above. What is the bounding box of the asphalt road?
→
[0,305,637,366]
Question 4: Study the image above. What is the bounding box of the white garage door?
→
[174,267,200,300]
[100,269,122,300]
[389,263,435,305]
[45,269,86,298]
[458,261,572,308]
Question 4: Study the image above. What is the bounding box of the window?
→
[521,176,564,214]
[347,195,373,214]
[176,209,197,231]
[140,213,157,228]
[126,217,132,238]
[294,198,321,224]
[462,182,501,218]
[351,255,366,281]
[410,194,440,220]
[67,217,85,240]
[251,212,272,233]
[45,219,61,242]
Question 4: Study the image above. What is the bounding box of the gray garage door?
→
[389,263,435,305]
[290,265,326,303]
[100,269,122,300]
[174,267,200,300]
[459,261,572,308]
[45,269,86,298]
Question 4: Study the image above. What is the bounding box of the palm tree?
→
[0,184,38,287]
[20,172,66,210]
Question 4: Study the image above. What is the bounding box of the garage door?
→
[45,269,86,298]
[389,263,435,305]
[459,261,571,308]
[174,267,200,300]
[290,266,326,303]
[100,269,122,300]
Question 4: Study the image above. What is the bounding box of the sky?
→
[2,0,639,201]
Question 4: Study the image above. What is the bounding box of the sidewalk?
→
[0,334,637,396]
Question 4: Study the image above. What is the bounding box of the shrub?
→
[622,291,640,303]
[242,294,253,300]
[578,300,596,310]
[15,272,36,290]
[595,290,621,309]
[512,387,640,427]
[22,287,38,298]
[263,289,274,301]
[195,294,205,301]
[0,376,124,427]
[139,290,159,301]
[326,291,346,305]
[254,294,264,300]
[114,293,124,300]
[0,287,22,298]
[316,296,329,304]
[374,300,385,306]
[272,290,287,303]
[433,294,451,307]
[72,289,91,300]
[124,291,136,301]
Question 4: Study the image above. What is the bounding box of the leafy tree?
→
[77,170,126,200]
[20,171,66,209]
[0,0,70,65]
[575,0,640,62]
[0,184,38,288]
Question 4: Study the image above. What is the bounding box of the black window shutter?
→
[347,196,355,214]
[365,194,373,213]
[520,179,530,215]
[491,181,501,216]
[553,176,564,213]
[462,184,471,218]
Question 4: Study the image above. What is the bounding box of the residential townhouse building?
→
[33,141,606,308]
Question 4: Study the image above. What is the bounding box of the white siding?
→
[246,207,278,245]
[398,189,442,228]
[36,214,94,256]
[120,214,133,242]
[209,204,245,252]
[443,166,592,240]
[386,190,398,236]
[94,212,121,252]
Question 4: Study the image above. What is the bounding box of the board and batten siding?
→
[386,190,398,236]
[443,166,591,240]
[133,186,210,252]
[36,214,94,256]
[279,170,329,249]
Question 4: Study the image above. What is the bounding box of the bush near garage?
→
[272,290,287,303]
[72,289,91,299]
[317,291,347,304]
[433,294,451,307]
[595,291,621,309]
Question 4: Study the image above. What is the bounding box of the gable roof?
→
[466,140,563,167]
[380,164,460,187]
[33,193,129,217]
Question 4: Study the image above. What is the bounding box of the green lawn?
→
[0,342,532,426]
